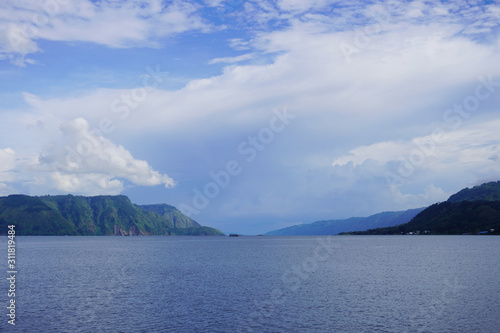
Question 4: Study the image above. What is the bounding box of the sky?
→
[1,0,500,235]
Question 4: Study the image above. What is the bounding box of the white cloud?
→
[0,147,16,181]
[0,147,16,195]
[276,0,333,12]
[333,120,500,169]
[6,6,499,207]
[332,141,405,167]
[48,172,125,195]
[228,38,252,50]
[390,183,449,208]
[2,0,500,67]
[20,18,499,138]
[202,0,224,7]
[0,148,15,172]
[34,117,175,195]
[0,24,40,67]
[209,53,254,64]
[0,0,210,66]
[332,118,500,206]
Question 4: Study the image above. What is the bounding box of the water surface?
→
[1,235,499,332]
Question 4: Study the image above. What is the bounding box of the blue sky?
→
[1,0,500,235]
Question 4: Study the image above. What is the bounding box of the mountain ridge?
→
[0,194,224,236]
[265,208,425,236]
[343,181,500,235]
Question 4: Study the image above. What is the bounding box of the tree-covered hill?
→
[343,181,500,235]
[0,194,224,236]
[447,181,500,202]
[0,195,79,235]
[138,204,200,229]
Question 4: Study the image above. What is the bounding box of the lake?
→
[1,235,499,332]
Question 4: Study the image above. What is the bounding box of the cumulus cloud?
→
[36,118,175,195]
[47,172,125,195]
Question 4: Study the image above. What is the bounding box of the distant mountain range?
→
[4,181,500,236]
[265,208,424,236]
[267,181,500,236]
[0,194,224,236]
[344,181,500,235]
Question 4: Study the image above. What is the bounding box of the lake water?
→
[1,236,499,332]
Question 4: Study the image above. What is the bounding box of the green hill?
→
[0,195,78,235]
[138,204,200,229]
[344,181,500,235]
[0,194,224,236]
[265,208,424,235]
[447,181,500,202]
